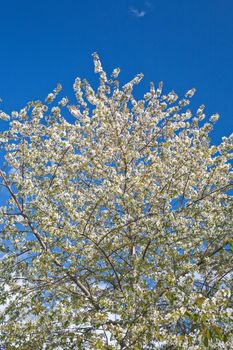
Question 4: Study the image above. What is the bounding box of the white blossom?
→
[0,54,232,350]
[0,111,10,121]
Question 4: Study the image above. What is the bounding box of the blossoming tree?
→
[0,54,232,349]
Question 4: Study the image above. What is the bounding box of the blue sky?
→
[0,0,233,143]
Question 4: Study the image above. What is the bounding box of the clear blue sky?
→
[0,0,233,143]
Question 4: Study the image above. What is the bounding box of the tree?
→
[0,53,232,350]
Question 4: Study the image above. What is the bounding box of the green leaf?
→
[212,325,222,340]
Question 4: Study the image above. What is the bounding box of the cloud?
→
[145,1,152,7]
[129,6,146,18]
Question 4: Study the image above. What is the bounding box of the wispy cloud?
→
[129,6,146,18]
